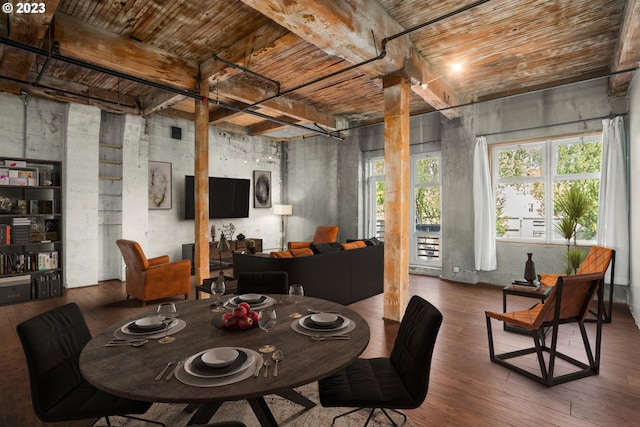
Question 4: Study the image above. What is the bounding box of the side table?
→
[502,284,552,333]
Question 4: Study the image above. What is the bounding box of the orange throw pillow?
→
[342,241,367,250]
[290,248,314,257]
[270,251,293,258]
[288,241,311,250]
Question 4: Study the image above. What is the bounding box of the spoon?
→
[272,349,284,377]
[105,340,148,347]
[311,335,350,341]
[263,359,272,378]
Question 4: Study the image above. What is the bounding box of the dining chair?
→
[486,272,604,387]
[237,271,289,294]
[16,302,165,426]
[318,295,443,426]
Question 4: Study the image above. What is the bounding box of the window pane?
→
[497,146,542,179]
[556,141,602,175]
[415,187,441,231]
[496,182,545,239]
[375,180,385,240]
[371,160,385,175]
[553,179,599,240]
[416,157,439,184]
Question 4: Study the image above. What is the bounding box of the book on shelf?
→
[509,280,541,291]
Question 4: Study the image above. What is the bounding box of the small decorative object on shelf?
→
[524,252,536,283]
[221,223,235,241]
[236,233,245,241]
[246,239,256,254]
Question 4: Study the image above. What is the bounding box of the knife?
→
[253,354,264,377]
[166,360,183,380]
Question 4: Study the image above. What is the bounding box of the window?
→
[368,158,385,241]
[412,153,441,266]
[492,134,602,243]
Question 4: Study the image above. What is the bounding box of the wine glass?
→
[289,284,304,318]
[157,302,177,344]
[210,279,226,312]
[258,308,277,353]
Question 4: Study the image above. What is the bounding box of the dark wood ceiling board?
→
[610,0,640,94]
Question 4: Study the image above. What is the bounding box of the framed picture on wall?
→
[253,170,271,208]
[148,161,172,209]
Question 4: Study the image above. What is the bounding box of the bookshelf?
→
[0,157,63,305]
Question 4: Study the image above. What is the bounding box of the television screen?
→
[184,175,250,219]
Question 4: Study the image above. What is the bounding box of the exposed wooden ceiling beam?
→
[249,117,299,135]
[215,79,337,130]
[609,0,640,95]
[54,13,198,91]
[240,0,460,118]
[0,0,60,80]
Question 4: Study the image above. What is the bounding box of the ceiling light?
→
[451,62,463,72]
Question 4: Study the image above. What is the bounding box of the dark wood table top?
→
[79,296,370,404]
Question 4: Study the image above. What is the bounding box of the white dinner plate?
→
[184,347,256,379]
[298,314,350,332]
[224,295,274,310]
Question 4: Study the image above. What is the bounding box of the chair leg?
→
[379,408,405,427]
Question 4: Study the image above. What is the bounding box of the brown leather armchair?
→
[116,239,190,305]
[287,225,339,250]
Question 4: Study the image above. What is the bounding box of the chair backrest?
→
[390,295,443,407]
[116,239,149,271]
[577,246,613,276]
[532,272,604,328]
[312,226,339,244]
[16,303,92,420]
[237,271,289,294]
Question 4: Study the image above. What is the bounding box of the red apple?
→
[233,306,248,319]
[238,302,251,311]
[238,316,253,330]
[248,310,259,324]
[223,315,238,329]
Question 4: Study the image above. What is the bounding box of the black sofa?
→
[232,244,384,305]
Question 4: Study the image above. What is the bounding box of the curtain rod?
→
[479,112,628,138]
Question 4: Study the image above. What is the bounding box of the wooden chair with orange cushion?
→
[116,239,191,305]
[539,246,615,322]
[486,272,605,387]
[287,225,339,250]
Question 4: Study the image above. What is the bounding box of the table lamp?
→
[273,204,293,251]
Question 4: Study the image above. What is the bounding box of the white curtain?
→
[473,136,497,271]
[598,116,630,285]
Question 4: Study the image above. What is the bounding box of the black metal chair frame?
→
[486,273,604,387]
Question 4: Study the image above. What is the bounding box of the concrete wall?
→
[629,72,640,325]
[290,78,629,298]
[0,92,283,288]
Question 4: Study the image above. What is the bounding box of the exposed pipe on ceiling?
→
[0,36,344,141]
[240,0,493,113]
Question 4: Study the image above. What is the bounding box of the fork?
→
[311,335,350,341]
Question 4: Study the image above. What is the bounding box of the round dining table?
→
[79,295,370,426]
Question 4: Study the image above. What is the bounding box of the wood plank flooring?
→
[2,274,640,426]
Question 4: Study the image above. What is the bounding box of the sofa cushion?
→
[288,241,312,250]
[271,251,293,258]
[342,241,367,250]
[290,248,314,257]
[310,242,344,254]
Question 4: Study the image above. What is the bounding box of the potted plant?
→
[554,185,589,273]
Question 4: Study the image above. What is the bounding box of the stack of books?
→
[12,218,31,244]
[510,280,541,291]
[33,272,62,299]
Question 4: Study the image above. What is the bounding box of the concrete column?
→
[382,75,411,321]
[64,104,100,288]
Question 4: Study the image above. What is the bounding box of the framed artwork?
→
[253,170,271,208]
[148,161,172,209]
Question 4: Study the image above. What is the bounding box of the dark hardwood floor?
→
[2,274,640,426]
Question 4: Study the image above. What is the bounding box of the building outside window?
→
[491,134,602,244]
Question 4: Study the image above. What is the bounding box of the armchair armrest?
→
[288,241,311,250]
[148,255,170,266]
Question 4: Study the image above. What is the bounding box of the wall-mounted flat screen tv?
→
[184,175,250,220]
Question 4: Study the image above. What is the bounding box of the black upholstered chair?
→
[318,295,443,426]
[237,271,289,294]
[16,302,164,426]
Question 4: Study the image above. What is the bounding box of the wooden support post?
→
[382,75,411,322]
[194,83,210,287]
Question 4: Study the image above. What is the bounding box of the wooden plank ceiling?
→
[0,0,637,140]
